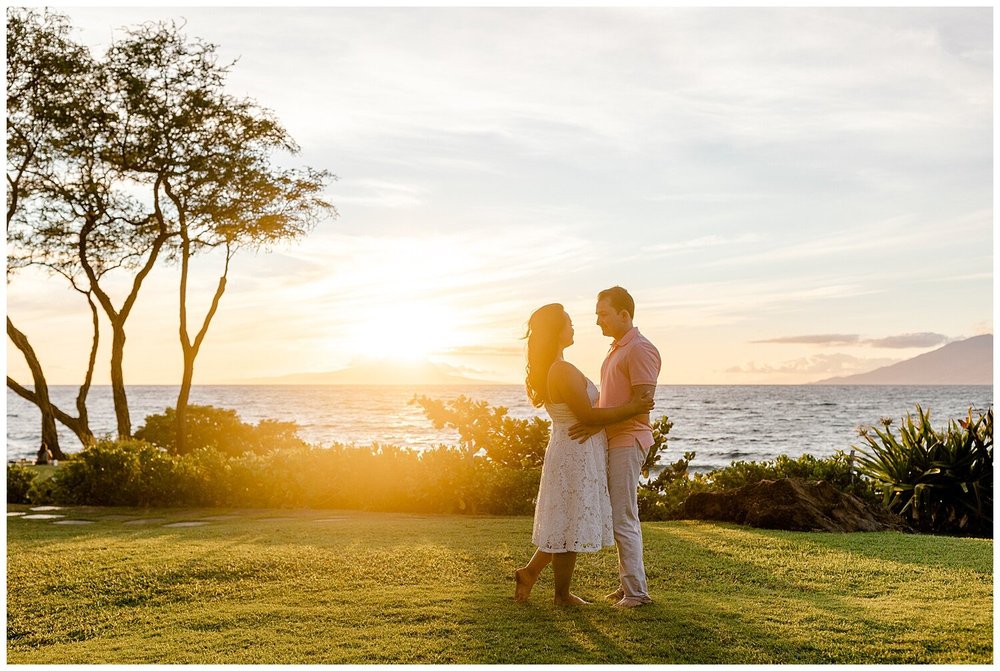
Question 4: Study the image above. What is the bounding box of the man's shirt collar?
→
[610,326,639,352]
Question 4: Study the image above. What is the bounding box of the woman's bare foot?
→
[514,568,536,602]
[553,593,591,606]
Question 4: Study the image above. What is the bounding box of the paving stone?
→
[163,521,210,528]
[53,520,96,526]
[22,514,65,520]
[29,506,63,512]
[7,512,26,517]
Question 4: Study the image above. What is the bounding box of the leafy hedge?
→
[29,439,540,515]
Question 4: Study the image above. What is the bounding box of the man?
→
[569,286,661,608]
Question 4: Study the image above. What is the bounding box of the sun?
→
[347,301,460,363]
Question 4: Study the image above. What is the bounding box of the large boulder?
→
[682,478,907,532]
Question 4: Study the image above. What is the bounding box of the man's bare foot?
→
[553,593,591,606]
[514,568,536,602]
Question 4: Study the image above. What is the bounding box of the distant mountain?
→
[814,334,993,385]
[243,357,499,385]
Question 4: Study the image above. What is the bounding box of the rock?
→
[682,478,908,532]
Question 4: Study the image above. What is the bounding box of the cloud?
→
[864,332,949,349]
[331,179,426,209]
[752,332,950,348]
[727,353,898,376]
[753,334,861,345]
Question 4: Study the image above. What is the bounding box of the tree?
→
[8,8,175,441]
[8,11,335,451]
[102,23,334,453]
[6,8,100,455]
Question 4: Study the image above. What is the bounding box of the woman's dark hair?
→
[524,303,567,408]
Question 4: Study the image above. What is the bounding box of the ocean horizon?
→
[8,384,993,473]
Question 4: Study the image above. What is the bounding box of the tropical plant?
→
[853,405,993,537]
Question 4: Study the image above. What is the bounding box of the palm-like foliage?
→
[854,405,992,536]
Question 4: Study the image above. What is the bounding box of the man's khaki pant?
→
[607,440,650,600]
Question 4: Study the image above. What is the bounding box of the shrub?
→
[135,405,307,456]
[48,439,182,507]
[854,405,993,537]
[42,436,542,516]
[704,451,878,504]
[7,465,37,504]
[635,414,879,520]
[411,395,549,468]
[26,476,59,505]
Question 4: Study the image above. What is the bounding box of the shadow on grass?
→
[459,521,991,663]
[7,510,993,663]
[744,525,994,574]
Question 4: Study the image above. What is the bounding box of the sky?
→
[5,6,994,385]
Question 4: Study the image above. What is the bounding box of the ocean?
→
[6,385,993,473]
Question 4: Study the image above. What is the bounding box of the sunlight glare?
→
[348,301,460,362]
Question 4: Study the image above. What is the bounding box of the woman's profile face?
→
[559,312,574,348]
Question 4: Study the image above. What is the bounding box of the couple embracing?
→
[515,286,661,608]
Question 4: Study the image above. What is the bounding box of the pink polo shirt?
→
[599,327,661,449]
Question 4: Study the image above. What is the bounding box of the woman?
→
[514,303,654,605]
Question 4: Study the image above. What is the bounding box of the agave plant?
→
[854,405,993,536]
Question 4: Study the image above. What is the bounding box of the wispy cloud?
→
[331,179,426,209]
[727,353,898,377]
[753,334,861,345]
[753,332,950,348]
[865,333,950,348]
[638,279,882,329]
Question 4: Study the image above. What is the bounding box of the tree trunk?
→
[176,353,194,454]
[175,241,230,455]
[7,318,63,458]
[72,293,100,447]
[110,321,131,439]
[8,378,96,448]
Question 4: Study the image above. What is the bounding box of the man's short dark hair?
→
[597,286,634,318]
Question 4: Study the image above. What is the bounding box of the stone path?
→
[7,505,347,529]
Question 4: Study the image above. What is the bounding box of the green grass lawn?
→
[6,504,993,664]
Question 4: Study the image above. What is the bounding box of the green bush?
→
[411,395,549,468]
[42,437,540,515]
[48,439,181,507]
[26,476,59,505]
[636,431,878,521]
[135,405,307,456]
[854,405,993,537]
[704,451,878,503]
[7,465,37,504]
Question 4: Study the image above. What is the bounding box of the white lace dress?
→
[532,379,615,553]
